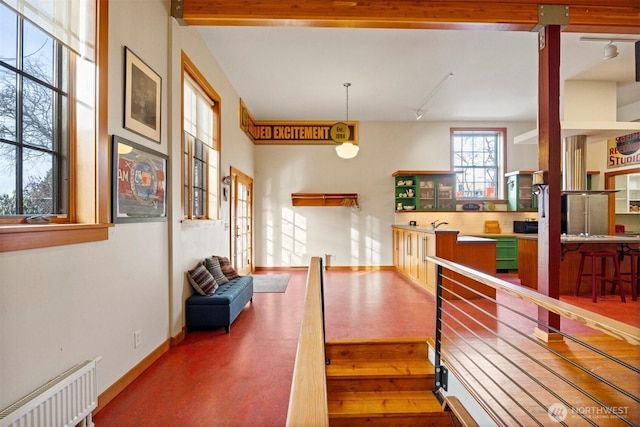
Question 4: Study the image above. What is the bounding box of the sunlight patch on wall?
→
[282,207,307,266]
[365,214,382,265]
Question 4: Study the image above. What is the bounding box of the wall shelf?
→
[291,193,359,207]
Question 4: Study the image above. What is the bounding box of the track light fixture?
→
[579,36,639,61]
[603,41,618,60]
[414,72,454,121]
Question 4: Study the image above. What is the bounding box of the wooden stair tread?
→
[328,390,444,416]
[327,359,433,378]
[326,339,430,361]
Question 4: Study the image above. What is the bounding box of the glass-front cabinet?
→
[505,171,536,211]
[393,171,457,211]
[615,173,640,214]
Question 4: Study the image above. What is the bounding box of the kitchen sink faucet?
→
[431,220,448,230]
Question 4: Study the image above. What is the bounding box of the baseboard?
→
[93,339,170,415]
[253,266,307,272]
[254,265,395,271]
[170,327,186,347]
[326,265,395,271]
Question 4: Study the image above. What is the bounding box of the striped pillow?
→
[205,256,229,285]
[187,262,218,295]
[215,256,240,280]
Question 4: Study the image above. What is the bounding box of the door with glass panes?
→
[231,167,253,275]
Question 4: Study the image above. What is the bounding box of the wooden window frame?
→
[451,127,506,201]
[0,0,110,253]
[181,52,221,221]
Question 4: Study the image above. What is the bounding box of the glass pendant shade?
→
[335,142,359,159]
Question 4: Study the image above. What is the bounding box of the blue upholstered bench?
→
[185,275,253,333]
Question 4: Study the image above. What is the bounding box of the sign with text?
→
[240,99,358,145]
[607,132,640,168]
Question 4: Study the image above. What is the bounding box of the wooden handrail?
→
[285,257,329,426]
[427,256,640,346]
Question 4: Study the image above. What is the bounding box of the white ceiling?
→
[197,26,640,123]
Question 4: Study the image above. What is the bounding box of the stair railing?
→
[429,255,639,426]
[285,256,329,427]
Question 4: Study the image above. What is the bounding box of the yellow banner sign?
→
[607,132,640,168]
[240,99,357,145]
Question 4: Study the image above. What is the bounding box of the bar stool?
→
[616,249,639,301]
[574,251,625,303]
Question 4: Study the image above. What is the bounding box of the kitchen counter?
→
[391,225,496,299]
[514,234,640,244]
[457,235,496,243]
[517,234,640,293]
[391,224,457,234]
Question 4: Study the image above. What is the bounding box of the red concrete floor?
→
[92,270,638,427]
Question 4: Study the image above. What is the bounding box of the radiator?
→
[0,359,98,427]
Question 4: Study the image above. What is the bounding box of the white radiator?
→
[0,359,98,427]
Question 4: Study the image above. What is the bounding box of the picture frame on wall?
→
[112,135,168,223]
[123,46,162,143]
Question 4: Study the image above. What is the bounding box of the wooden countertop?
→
[391,225,458,234]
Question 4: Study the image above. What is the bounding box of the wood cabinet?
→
[392,228,431,291]
[392,227,497,299]
[471,235,518,271]
[393,171,457,212]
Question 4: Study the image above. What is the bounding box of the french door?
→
[230,167,253,275]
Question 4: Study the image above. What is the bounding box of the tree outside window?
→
[0,3,69,216]
[452,128,505,199]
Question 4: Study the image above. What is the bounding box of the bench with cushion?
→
[185,256,253,333]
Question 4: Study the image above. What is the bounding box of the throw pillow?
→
[205,256,229,285]
[187,262,218,295]
[216,256,240,280]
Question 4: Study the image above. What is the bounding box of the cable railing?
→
[429,255,640,427]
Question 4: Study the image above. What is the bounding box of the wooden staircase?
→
[325,338,454,426]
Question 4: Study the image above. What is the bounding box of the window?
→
[0,3,70,216]
[182,54,220,220]
[452,128,505,199]
[0,0,107,253]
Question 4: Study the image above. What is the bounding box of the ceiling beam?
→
[173,0,640,33]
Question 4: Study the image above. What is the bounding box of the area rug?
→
[252,274,290,293]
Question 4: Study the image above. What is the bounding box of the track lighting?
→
[414,72,453,121]
[579,36,639,61]
[603,41,618,60]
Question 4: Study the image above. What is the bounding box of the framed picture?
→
[112,135,168,223]
[124,46,161,143]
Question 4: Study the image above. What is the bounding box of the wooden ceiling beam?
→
[174,0,640,33]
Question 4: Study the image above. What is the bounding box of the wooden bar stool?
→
[574,251,625,303]
[616,250,639,301]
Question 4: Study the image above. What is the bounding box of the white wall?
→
[254,121,538,267]
[0,0,254,408]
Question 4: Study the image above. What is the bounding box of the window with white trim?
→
[183,69,219,220]
[452,128,505,199]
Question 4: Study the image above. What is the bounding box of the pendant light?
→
[335,82,359,159]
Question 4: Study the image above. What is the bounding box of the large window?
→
[452,128,505,200]
[182,56,220,220]
[1,0,105,253]
[0,3,70,216]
